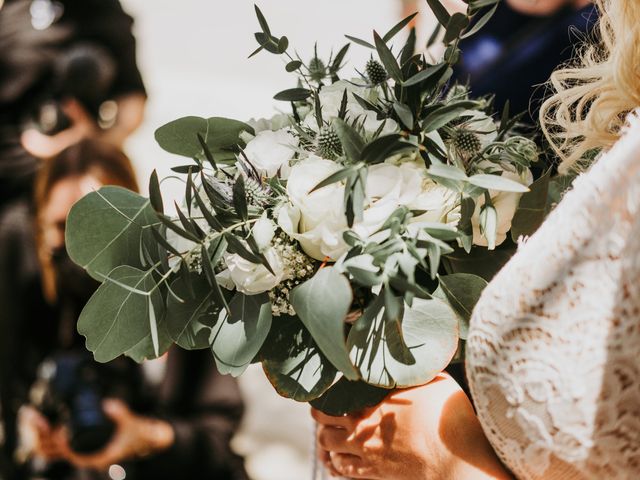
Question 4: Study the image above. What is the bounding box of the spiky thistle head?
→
[366,58,388,85]
[316,126,343,160]
[451,129,482,158]
[308,57,326,82]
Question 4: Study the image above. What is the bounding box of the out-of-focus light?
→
[108,464,126,480]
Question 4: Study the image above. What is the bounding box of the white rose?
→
[225,248,287,295]
[243,129,298,178]
[280,158,414,261]
[246,113,293,134]
[471,168,534,249]
[396,161,460,225]
[280,156,347,260]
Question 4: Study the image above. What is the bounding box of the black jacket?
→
[0,200,249,480]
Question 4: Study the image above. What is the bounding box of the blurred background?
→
[0,0,596,478]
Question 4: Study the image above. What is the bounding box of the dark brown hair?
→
[34,139,139,302]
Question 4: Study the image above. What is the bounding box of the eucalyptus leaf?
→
[344,34,375,49]
[211,292,272,377]
[166,274,219,350]
[348,297,458,388]
[510,169,551,241]
[262,315,337,402]
[274,88,312,102]
[373,31,403,83]
[434,273,487,339]
[148,170,163,214]
[461,3,499,39]
[155,116,253,160]
[443,13,470,44]
[66,187,159,281]
[79,266,164,363]
[393,102,414,129]
[383,12,419,42]
[330,44,351,74]
[333,118,365,162]
[468,174,529,193]
[290,267,359,380]
[310,377,390,415]
[286,60,302,72]
[444,245,515,281]
[402,63,447,87]
[425,0,451,27]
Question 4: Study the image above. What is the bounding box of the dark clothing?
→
[0,201,248,480]
[0,0,146,203]
[454,2,598,125]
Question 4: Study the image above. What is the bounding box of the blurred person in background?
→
[403,0,597,126]
[0,0,146,211]
[452,0,597,125]
[0,140,249,480]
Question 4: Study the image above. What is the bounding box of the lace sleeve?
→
[465,111,640,479]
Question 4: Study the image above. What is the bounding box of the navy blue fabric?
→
[453,3,598,125]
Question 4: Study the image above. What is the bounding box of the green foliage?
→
[211,292,272,376]
[434,273,487,339]
[262,315,337,401]
[66,187,159,281]
[511,170,552,241]
[65,1,556,416]
[310,377,390,416]
[78,266,166,363]
[291,267,359,380]
[347,296,459,388]
[155,116,254,162]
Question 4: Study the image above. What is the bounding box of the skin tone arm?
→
[312,374,513,480]
[21,93,146,159]
[21,399,174,470]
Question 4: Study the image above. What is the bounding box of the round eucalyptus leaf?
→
[124,318,173,363]
[510,169,551,242]
[154,116,254,160]
[261,315,337,402]
[211,292,272,377]
[66,187,159,281]
[166,274,219,350]
[434,273,487,339]
[309,377,390,416]
[444,245,515,281]
[290,267,359,380]
[348,297,458,388]
[78,266,165,363]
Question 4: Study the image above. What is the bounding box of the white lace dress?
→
[466,112,640,480]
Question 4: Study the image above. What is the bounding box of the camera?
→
[30,352,115,454]
[31,42,116,135]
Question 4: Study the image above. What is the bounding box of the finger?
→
[330,452,377,479]
[318,425,359,455]
[62,99,93,125]
[102,399,130,424]
[311,408,355,430]
[318,447,341,477]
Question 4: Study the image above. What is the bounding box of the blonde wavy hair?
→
[540,0,640,173]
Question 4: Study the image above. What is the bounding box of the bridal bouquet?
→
[66,0,549,414]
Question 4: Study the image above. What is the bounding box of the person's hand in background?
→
[18,406,66,462]
[20,99,97,159]
[312,374,512,480]
[21,92,145,160]
[53,399,175,471]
